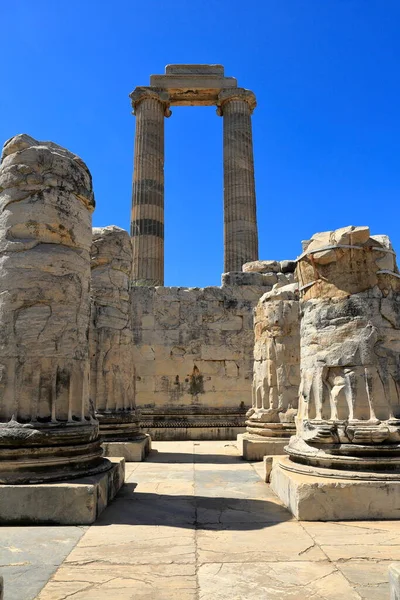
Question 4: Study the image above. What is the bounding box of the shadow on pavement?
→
[147,450,242,464]
[93,484,292,530]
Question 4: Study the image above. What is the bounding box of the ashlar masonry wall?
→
[131,269,293,440]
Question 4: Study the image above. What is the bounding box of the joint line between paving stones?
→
[193,441,201,600]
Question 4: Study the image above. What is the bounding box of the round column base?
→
[0,421,109,484]
[286,435,400,474]
[97,410,142,442]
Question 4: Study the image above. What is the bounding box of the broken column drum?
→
[286,226,400,476]
[90,226,141,441]
[0,134,109,484]
[246,282,300,442]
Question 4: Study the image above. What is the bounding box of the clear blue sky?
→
[2,1,400,286]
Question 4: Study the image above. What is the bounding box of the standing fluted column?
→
[217,88,259,273]
[0,134,109,483]
[129,87,171,286]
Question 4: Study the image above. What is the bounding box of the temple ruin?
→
[1,65,400,533]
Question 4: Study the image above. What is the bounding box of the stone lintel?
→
[237,433,290,461]
[0,458,124,525]
[102,435,152,462]
[271,456,400,520]
[148,76,238,106]
[165,64,224,75]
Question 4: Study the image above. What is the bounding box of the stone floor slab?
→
[8,440,400,600]
[197,562,362,600]
[0,526,87,600]
[197,522,326,563]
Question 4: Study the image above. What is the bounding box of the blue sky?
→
[2,1,400,286]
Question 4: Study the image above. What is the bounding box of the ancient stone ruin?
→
[238,277,300,460]
[271,225,400,519]
[1,66,400,530]
[90,225,150,460]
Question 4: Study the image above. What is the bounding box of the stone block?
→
[237,433,289,461]
[270,456,400,521]
[221,272,264,287]
[390,564,400,599]
[102,436,151,462]
[242,260,281,273]
[165,64,224,75]
[0,458,124,525]
[149,74,237,90]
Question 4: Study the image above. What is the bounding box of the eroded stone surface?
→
[133,285,266,439]
[287,225,400,472]
[0,134,107,484]
[241,282,300,459]
[90,226,141,441]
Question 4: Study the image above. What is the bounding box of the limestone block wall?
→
[131,283,266,440]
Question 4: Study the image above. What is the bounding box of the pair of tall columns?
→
[129,87,259,284]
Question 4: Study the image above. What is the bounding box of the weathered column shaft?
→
[130,88,170,286]
[90,226,141,441]
[0,134,108,483]
[246,281,299,438]
[287,225,400,473]
[218,89,258,273]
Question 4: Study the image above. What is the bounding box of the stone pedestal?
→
[271,456,400,520]
[102,436,151,462]
[239,277,300,460]
[217,89,259,272]
[129,88,171,286]
[271,226,400,520]
[238,433,289,461]
[90,226,150,461]
[0,457,124,524]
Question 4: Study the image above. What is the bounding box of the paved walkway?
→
[2,441,399,599]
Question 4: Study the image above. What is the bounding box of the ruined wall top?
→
[297,225,400,300]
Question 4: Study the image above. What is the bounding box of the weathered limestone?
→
[271,226,400,520]
[150,64,237,106]
[90,226,150,460]
[0,134,110,484]
[390,564,400,600]
[130,88,170,286]
[239,279,300,460]
[133,283,267,440]
[0,134,124,522]
[217,89,258,272]
[130,65,259,278]
[0,457,124,524]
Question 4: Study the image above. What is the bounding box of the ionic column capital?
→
[216,88,257,116]
[129,87,172,117]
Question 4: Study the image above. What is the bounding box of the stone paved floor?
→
[1,441,399,599]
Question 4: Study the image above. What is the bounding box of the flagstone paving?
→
[1,441,399,599]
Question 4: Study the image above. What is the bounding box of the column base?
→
[270,456,400,521]
[0,457,124,525]
[102,434,151,462]
[237,433,289,461]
